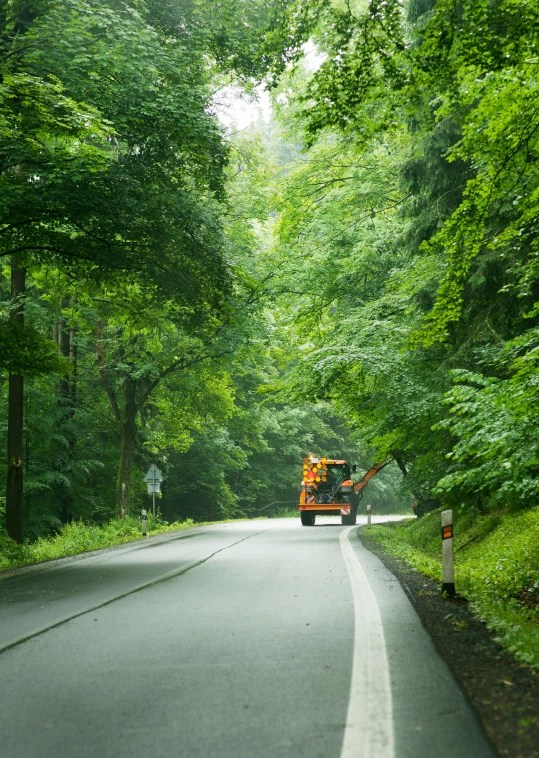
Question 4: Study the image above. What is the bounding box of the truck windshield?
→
[326,465,347,483]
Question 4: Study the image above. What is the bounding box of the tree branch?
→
[0,245,144,272]
[135,347,234,413]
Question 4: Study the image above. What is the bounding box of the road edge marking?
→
[339,525,395,758]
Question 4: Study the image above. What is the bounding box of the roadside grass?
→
[364,507,539,672]
[0,515,219,573]
[268,506,298,518]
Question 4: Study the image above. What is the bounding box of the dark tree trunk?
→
[56,314,76,524]
[66,324,77,521]
[115,377,137,518]
[6,258,26,543]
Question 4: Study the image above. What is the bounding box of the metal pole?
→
[367,503,371,527]
[152,487,156,518]
[441,509,455,596]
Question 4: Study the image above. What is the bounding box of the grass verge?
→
[364,506,539,672]
[268,507,298,518]
[0,515,218,573]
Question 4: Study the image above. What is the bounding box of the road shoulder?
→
[359,526,539,758]
[0,523,218,580]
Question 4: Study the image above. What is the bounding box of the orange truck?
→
[299,455,390,526]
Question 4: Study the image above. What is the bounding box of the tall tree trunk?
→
[97,323,139,519]
[69,324,77,409]
[66,323,77,522]
[56,312,76,524]
[6,257,26,543]
[115,377,137,518]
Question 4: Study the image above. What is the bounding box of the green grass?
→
[364,507,539,671]
[268,506,299,518]
[0,515,217,573]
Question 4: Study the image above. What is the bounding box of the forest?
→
[2,0,539,547]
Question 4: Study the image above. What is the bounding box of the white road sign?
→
[144,464,163,484]
[144,465,164,515]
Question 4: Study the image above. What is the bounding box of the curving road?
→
[0,517,496,757]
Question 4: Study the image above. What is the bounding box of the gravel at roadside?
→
[360,526,539,758]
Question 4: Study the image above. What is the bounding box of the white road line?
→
[339,526,395,758]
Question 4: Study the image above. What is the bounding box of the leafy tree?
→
[254,0,539,516]
[0,0,240,537]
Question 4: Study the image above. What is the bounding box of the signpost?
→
[144,464,163,518]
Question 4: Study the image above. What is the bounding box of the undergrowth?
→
[0,515,208,572]
[268,507,298,518]
[365,507,539,672]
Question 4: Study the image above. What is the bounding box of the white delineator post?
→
[441,509,455,597]
[367,503,372,527]
[141,508,147,537]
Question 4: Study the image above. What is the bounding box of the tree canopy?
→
[3,0,539,541]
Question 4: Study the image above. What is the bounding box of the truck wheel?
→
[301,512,315,526]
[344,496,358,526]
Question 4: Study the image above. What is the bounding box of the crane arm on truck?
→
[353,450,407,495]
[353,460,391,494]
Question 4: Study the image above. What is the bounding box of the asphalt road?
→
[0,517,497,758]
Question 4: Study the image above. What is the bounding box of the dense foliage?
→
[4,0,539,544]
[1,0,384,541]
[260,0,539,514]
